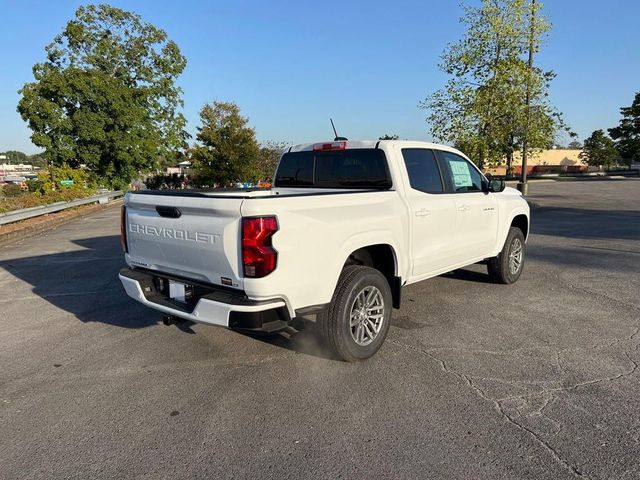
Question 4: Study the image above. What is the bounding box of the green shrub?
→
[2,184,24,197]
[35,165,97,193]
[26,179,44,193]
[0,164,100,214]
[0,185,96,214]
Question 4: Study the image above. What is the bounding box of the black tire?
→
[317,265,392,362]
[487,227,526,284]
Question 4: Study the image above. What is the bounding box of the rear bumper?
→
[119,268,290,331]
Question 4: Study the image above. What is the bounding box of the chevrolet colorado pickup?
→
[119,140,529,361]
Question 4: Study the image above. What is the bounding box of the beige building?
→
[512,149,582,166]
[484,149,585,175]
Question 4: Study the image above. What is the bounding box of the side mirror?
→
[489,178,506,193]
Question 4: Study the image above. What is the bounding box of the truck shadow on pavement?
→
[0,234,339,359]
[441,268,494,284]
[0,235,158,329]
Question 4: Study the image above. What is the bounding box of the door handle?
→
[457,204,471,212]
[415,208,431,217]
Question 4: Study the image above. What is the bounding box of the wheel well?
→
[345,244,401,309]
[511,214,529,240]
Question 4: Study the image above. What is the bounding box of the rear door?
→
[399,148,459,277]
[436,150,498,262]
[124,192,245,289]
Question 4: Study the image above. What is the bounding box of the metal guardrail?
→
[0,191,124,226]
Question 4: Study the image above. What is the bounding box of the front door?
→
[436,150,499,263]
[399,148,459,277]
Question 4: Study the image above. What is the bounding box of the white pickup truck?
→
[119,140,529,361]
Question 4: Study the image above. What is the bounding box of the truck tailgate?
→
[124,193,244,290]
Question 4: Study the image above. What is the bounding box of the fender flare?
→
[319,231,403,307]
[492,208,530,257]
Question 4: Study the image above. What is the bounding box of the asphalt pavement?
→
[1,179,639,480]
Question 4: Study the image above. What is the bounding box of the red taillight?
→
[120,206,128,253]
[313,141,348,151]
[242,216,278,278]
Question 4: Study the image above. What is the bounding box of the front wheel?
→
[317,265,392,362]
[487,227,526,284]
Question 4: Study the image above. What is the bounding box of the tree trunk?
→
[520,0,536,190]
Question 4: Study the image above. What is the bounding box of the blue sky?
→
[1,0,639,154]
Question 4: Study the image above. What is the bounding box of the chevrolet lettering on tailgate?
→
[129,223,220,244]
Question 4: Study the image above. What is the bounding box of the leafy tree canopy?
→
[608,91,640,164]
[17,4,187,189]
[256,141,287,182]
[0,151,28,163]
[191,101,260,187]
[379,134,400,140]
[579,130,618,167]
[420,0,571,168]
[568,140,583,149]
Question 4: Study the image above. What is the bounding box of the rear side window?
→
[439,151,483,192]
[273,152,313,186]
[401,148,443,193]
[275,149,391,189]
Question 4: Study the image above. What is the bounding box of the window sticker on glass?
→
[449,160,472,188]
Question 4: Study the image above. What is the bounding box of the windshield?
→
[274,149,392,189]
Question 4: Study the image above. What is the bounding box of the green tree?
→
[419,0,569,170]
[608,92,640,164]
[568,140,583,149]
[17,4,187,189]
[379,134,400,140]
[579,130,618,167]
[27,154,46,168]
[191,102,260,187]
[256,141,287,182]
[0,151,29,163]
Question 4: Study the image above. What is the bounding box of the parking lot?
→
[1,179,638,480]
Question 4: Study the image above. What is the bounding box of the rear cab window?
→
[274,149,392,189]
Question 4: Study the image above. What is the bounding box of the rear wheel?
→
[317,265,392,362]
[487,227,525,284]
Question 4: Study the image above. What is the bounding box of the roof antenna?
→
[330,118,348,141]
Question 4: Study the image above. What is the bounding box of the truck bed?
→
[123,187,395,296]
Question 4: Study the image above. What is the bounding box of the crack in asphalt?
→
[389,336,640,480]
[557,274,640,313]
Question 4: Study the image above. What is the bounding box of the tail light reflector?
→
[242,217,278,278]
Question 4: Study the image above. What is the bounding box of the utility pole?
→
[518,0,536,196]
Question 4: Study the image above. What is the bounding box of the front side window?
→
[439,151,483,192]
[401,148,443,193]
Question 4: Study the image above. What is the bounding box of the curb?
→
[0,199,122,247]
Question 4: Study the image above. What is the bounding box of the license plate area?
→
[168,280,193,303]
